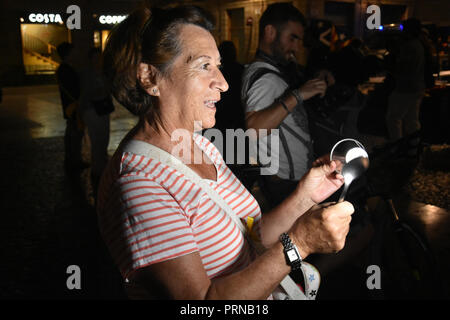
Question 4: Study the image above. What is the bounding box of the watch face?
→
[287,249,299,262]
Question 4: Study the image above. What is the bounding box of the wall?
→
[211,0,309,64]
[2,0,449,86]
[413,0,450,26]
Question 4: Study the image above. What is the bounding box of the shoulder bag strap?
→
[122,139,246,234]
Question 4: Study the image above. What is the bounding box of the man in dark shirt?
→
[214,41,246,132]
[386,19,425,143]
[56,42,85,171]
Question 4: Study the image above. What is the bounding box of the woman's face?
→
[157,24,228,130]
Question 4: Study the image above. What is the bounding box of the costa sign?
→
[25,6,81,29]
[28,13,64,24]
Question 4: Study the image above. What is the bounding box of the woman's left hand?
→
[297,155,344,204]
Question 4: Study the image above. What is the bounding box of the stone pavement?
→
[0,85,136,299]
[0,85,448,299]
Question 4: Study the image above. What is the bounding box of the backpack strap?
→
[278,127,296,180]
[246,67,286,93]
[247,67,313,180]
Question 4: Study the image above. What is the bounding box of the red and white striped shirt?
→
[97,133,261,282]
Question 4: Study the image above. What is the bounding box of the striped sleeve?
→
[110,174,199,279]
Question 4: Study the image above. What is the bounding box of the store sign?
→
[25,6,81,29]
[99,15,127,25]
[28,13,64,24]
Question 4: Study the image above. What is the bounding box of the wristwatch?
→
[280,232,302,270]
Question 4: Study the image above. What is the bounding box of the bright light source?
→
[345,147,369,163]
[343,172,354,183]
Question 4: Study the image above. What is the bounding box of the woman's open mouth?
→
[204,100,218,109]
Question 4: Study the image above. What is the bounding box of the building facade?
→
[1,0,448,86]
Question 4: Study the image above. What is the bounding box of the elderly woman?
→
[98,5,354,300]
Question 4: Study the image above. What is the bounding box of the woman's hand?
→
[290,201,354,257]
[296,155,344,205]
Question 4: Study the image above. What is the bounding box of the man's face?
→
[271,21,304,65]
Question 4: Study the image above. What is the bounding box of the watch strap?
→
[280,232,302,270]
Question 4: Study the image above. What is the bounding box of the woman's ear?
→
[137,62,160,96]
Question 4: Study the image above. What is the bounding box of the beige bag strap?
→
[122,139,246,232]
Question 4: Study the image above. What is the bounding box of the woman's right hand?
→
[289,201,354,258]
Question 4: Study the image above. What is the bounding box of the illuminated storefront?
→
[19,11,71,75]
[92,14,127,51]
[18,9,127,76]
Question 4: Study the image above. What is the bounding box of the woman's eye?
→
[201,63,210,70]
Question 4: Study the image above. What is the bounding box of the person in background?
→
[385,18,425,146]
[56,42,86,172]
[241,3,332,208]
[213,41,251,187]
[214,41,245,132]
[80,47,113,200]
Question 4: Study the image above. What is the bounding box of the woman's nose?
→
[213,69,229,93]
